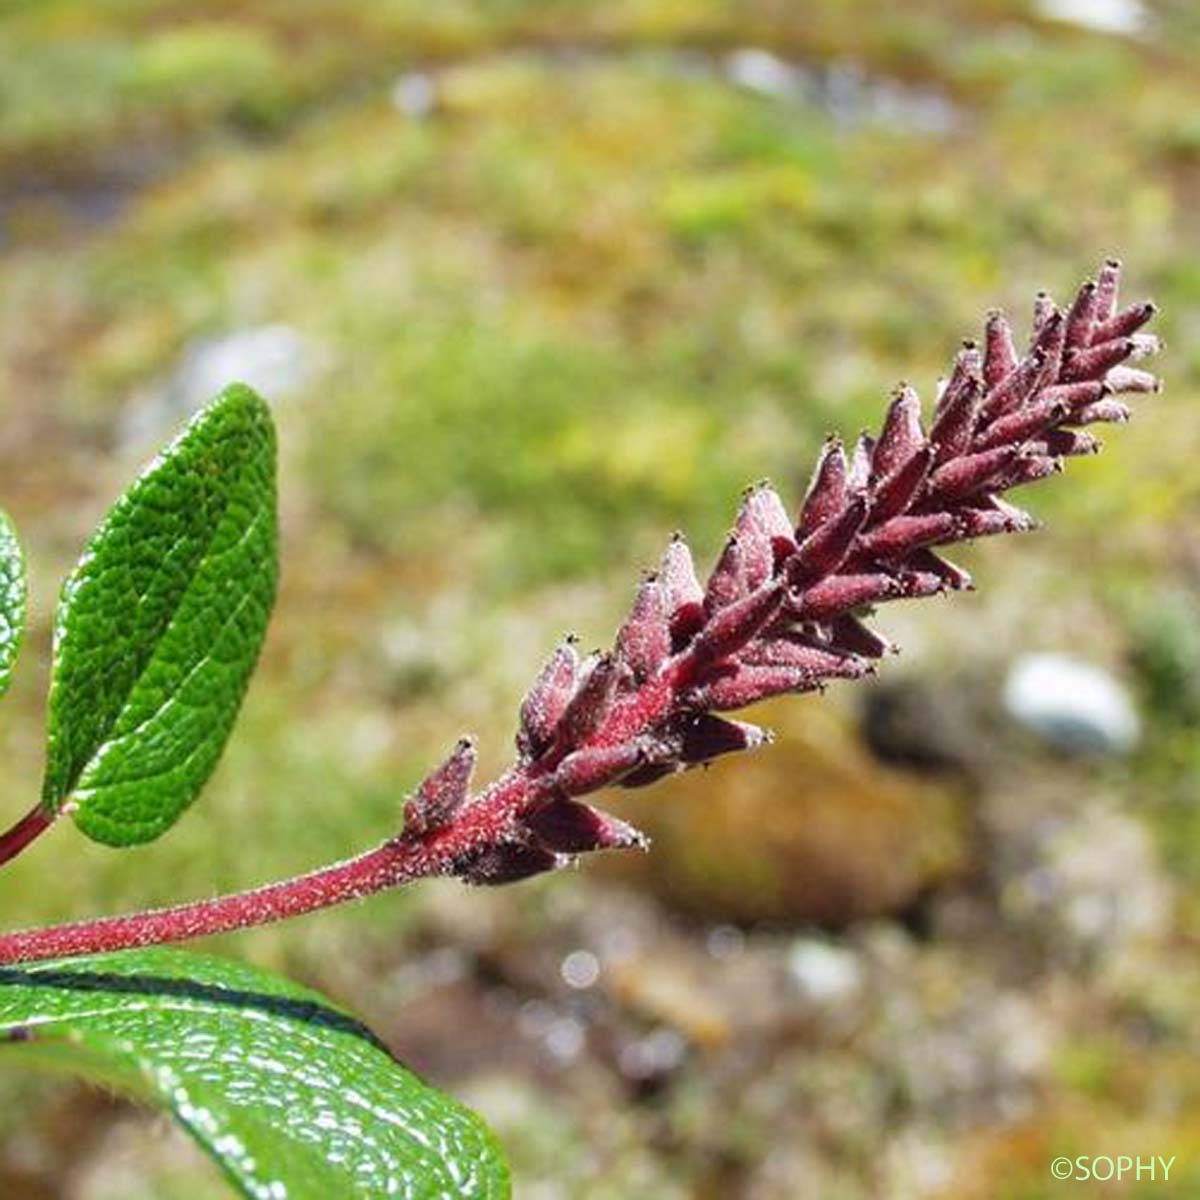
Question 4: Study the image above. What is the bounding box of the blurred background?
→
[2,0,1200,1196]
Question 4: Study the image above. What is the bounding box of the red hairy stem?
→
[0,260,1162,965]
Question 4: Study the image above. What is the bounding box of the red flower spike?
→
[1094,259,1121,325]
[789,493,870,585]
[463,843,565,887]
[615,575,671,683]
[403,737,476,836]
[1093,300,1156,344]
[704,535,747,614]
[524,799,647,854]
[871,444,935,523]
[797,436,848,540]
[554,741,645,797]
[929,444,1023,502]
[829,612,896,658]
[1064,280,1098,350]
[1062,337,1134,383]
[872,385,925,480]
[984,312,1019,389]
[690,579,785,664]
[557,653,624,749]
[518,638,579,758]
[0,262,1160,967]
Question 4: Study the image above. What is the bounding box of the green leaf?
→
[43,384,278,845]
[0,949,510,1199]
[0,509,25,700]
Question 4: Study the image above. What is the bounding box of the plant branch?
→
[0,805,54,870]
[0,260,1161,965]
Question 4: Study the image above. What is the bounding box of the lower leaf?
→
[0,948,509,1200]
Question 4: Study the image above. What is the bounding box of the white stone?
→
[1036,0,1146,35]
[1003,653,1140,755]
[787,938,863,1006]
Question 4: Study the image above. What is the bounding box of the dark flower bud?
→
[1039,430,1100,457]
[873,385,925,480]
[691,580,784,663]
[618,762,681,789]
[871,444,935,524]
[993,454,1063,490]
[1032,290,1056,338]
[929,444,1023,502]
[524,799,647,853]
[894,569,947,599]
[557,653,623,749]
[518,638,579,758]
[462,842,564,886]
[974,398,1069,451]
[554,740,646,796]
[691,663,822,711]
[793,573,902,620]
[403,737,476,835]
[615,575,671,683]
[979,348,1046,424]
[788,493,869,586]
[1092,300,1155,344]
[797,436,848,540]
[742,633,871,679]
[669,712,772,763]
[956,501,1038,538]
[1063,280,1098,350]
[1038,380,1109,414]
[829,613,895,658]
[704,535,747,613]
[984,311,1018,389]
[859,512,958,560]
[930,372,983,464]
[660,534,706,646]
[736,483,796,586]
[906,548,973,591]
[1062,337,1134,382]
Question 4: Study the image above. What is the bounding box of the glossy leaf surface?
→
[43,384,278,844]
[0,949,510,1199]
